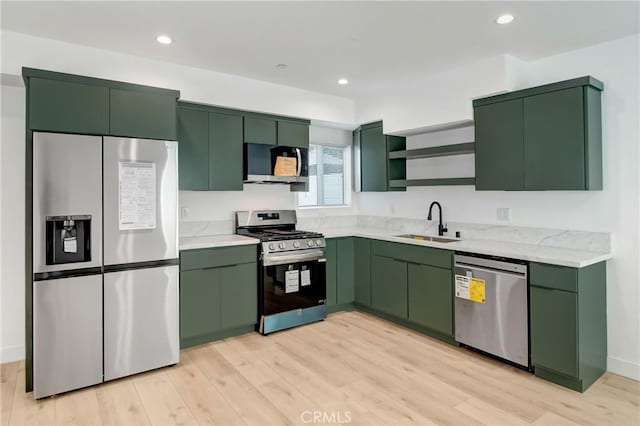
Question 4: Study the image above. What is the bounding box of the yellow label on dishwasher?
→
[469,278,486,303]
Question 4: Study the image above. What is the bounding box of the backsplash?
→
[180,214,610,253]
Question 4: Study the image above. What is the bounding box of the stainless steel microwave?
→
[244,143,309,184]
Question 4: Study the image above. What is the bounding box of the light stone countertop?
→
[316,227,611,268]
[179,234,259,251]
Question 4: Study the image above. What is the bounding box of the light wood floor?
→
[1,311,639,426]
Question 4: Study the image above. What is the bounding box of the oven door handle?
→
[262,251,325,266]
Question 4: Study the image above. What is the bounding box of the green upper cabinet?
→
[523,87,587,190]
[28,77,109,135]
[475,99,524,190]
[353,121,406,192]
[473,76,603,191]
[109,88,177,140]
[244,116,276,145]
[209,112,244,191]
[529,261,607,392]
[23,68,180,140]
[359,124,387,191]
[277,120,309,148]
[177,106,209,190]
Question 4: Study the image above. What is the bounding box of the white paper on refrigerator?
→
[119,161,157,230]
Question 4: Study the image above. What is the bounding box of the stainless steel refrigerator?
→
[32,132,179,398]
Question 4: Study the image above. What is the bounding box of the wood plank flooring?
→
[2,311,639,426]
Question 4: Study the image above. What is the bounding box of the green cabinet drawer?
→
[277,121,309,148]
[29,78,109,134]
[244,116,276,145]
[180,268,221,341]
[336,238,355,304]
[524,87,585,190]
[354,237,371,306]
[109,88,177,140]
[177,107,209,190]
[360,125,387,191]
[407,263,453,336]
[530,286,578,377]
[474,99,524,190]
[325,239,338,306]
[371,255,407,319]
[209,112,244,190]
[180,245,257,271]
[220,263,257,329]
[530,263,578,292]
[371,240,452,269]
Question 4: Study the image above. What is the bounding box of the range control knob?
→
[293,241,300,248]
[268,243,274,251]
[315,239,322,247]
[278,242,286,250]
[307,240,314,247]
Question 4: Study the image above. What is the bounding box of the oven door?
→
[261,250,326,316]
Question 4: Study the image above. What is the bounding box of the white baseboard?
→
[0,344,25,364]
[608,356,640,381]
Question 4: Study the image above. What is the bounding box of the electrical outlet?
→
[497,207,511,222]
[181,207,190,220]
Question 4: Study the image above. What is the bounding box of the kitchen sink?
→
[394,234,460,243]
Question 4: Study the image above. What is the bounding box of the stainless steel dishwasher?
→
[454,253,529,368]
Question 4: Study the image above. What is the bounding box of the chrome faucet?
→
[427,201,448,236]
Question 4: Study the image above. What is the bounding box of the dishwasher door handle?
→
[455,263,527,280]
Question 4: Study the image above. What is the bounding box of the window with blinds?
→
[298,144,348,207]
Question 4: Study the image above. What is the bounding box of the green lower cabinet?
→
[180,268,222,344]
[325,239,338,307]
[530,261,607,392]
[354,238,371,306]
[336,238,355,304]
[371,255,407,319]
[407,263,453,337]
[531,286,578,377]
[220,263,257,329]
[180,246,258,348]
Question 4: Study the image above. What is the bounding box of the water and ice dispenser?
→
[45,215,91,265]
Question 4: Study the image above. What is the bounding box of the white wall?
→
[356,34,640,379]
[0,31,355,124]
[355,55,512,134]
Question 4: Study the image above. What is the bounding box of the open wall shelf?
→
[388,142,475,160]
[389,178,476,187]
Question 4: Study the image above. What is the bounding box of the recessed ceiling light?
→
[275,63,288,70]
[338,78,349,85]
[496,14,515,25]
[156,35,172,45]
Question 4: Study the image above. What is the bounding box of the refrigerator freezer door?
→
[33,132,103,273]
[104,265,180,381]
[34,275,103,398]
[102,137,178,265]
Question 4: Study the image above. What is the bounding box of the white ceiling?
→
[1,1,638,98]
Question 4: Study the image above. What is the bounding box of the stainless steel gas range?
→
[235,210,326,334]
